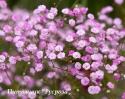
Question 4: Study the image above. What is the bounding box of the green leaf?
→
[87,0,112,15]
[0,39,15,53]
[7,0,78,11]
[56,0,78,10]
[7,0,19,9]
[15,61,30,75]
[7,0,58,10]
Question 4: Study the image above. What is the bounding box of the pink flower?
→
[47,13,55,19]
[36,51,43,59]
[81,55,91,62]
[3,25,12,33]
[66,35,74,42]
[81,77,90,86]
[85,46,94,54]
[91,27,100,34]
[0,55,6,63]
[27,44,37,52]
[47,72,56,79]
[87,13,94,19]
[91,53,103,61]
[28,92,36,99]
[33,5,46,14]
[74,62,82,70]
[77,40,86,48]
[76,29,85,36]
[82,63,90,70]
[114,73,121,80]
[114,0,124,5]
[107,82,115,89]
[0,75,3,83]
[100,6,113,14]
[28,29,38,36]
[55,45,63,52]
[72,52,81,59]
[35,63,43,72]
[57,52,65,59]
[61,82,71,91]
[89,37,97,43]
[69,19,76,26]
[62,8,70,14]
[105,64,118,73]
[15,41,24,48]
[122,92,125,99]
[48,52,56,60]
[90,70,104,81]
[50,7,58,15]
[108,49,118,59]
[91,61,102,70]
[88,86,101,94]
[9,56,16,64]
[0,30,5,36]
[0,1,7,8]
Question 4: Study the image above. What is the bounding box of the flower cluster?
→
[0,0,125,99]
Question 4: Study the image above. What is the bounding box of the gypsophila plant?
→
[0,0,125,99]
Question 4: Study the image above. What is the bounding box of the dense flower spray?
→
[0,0,125,99]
